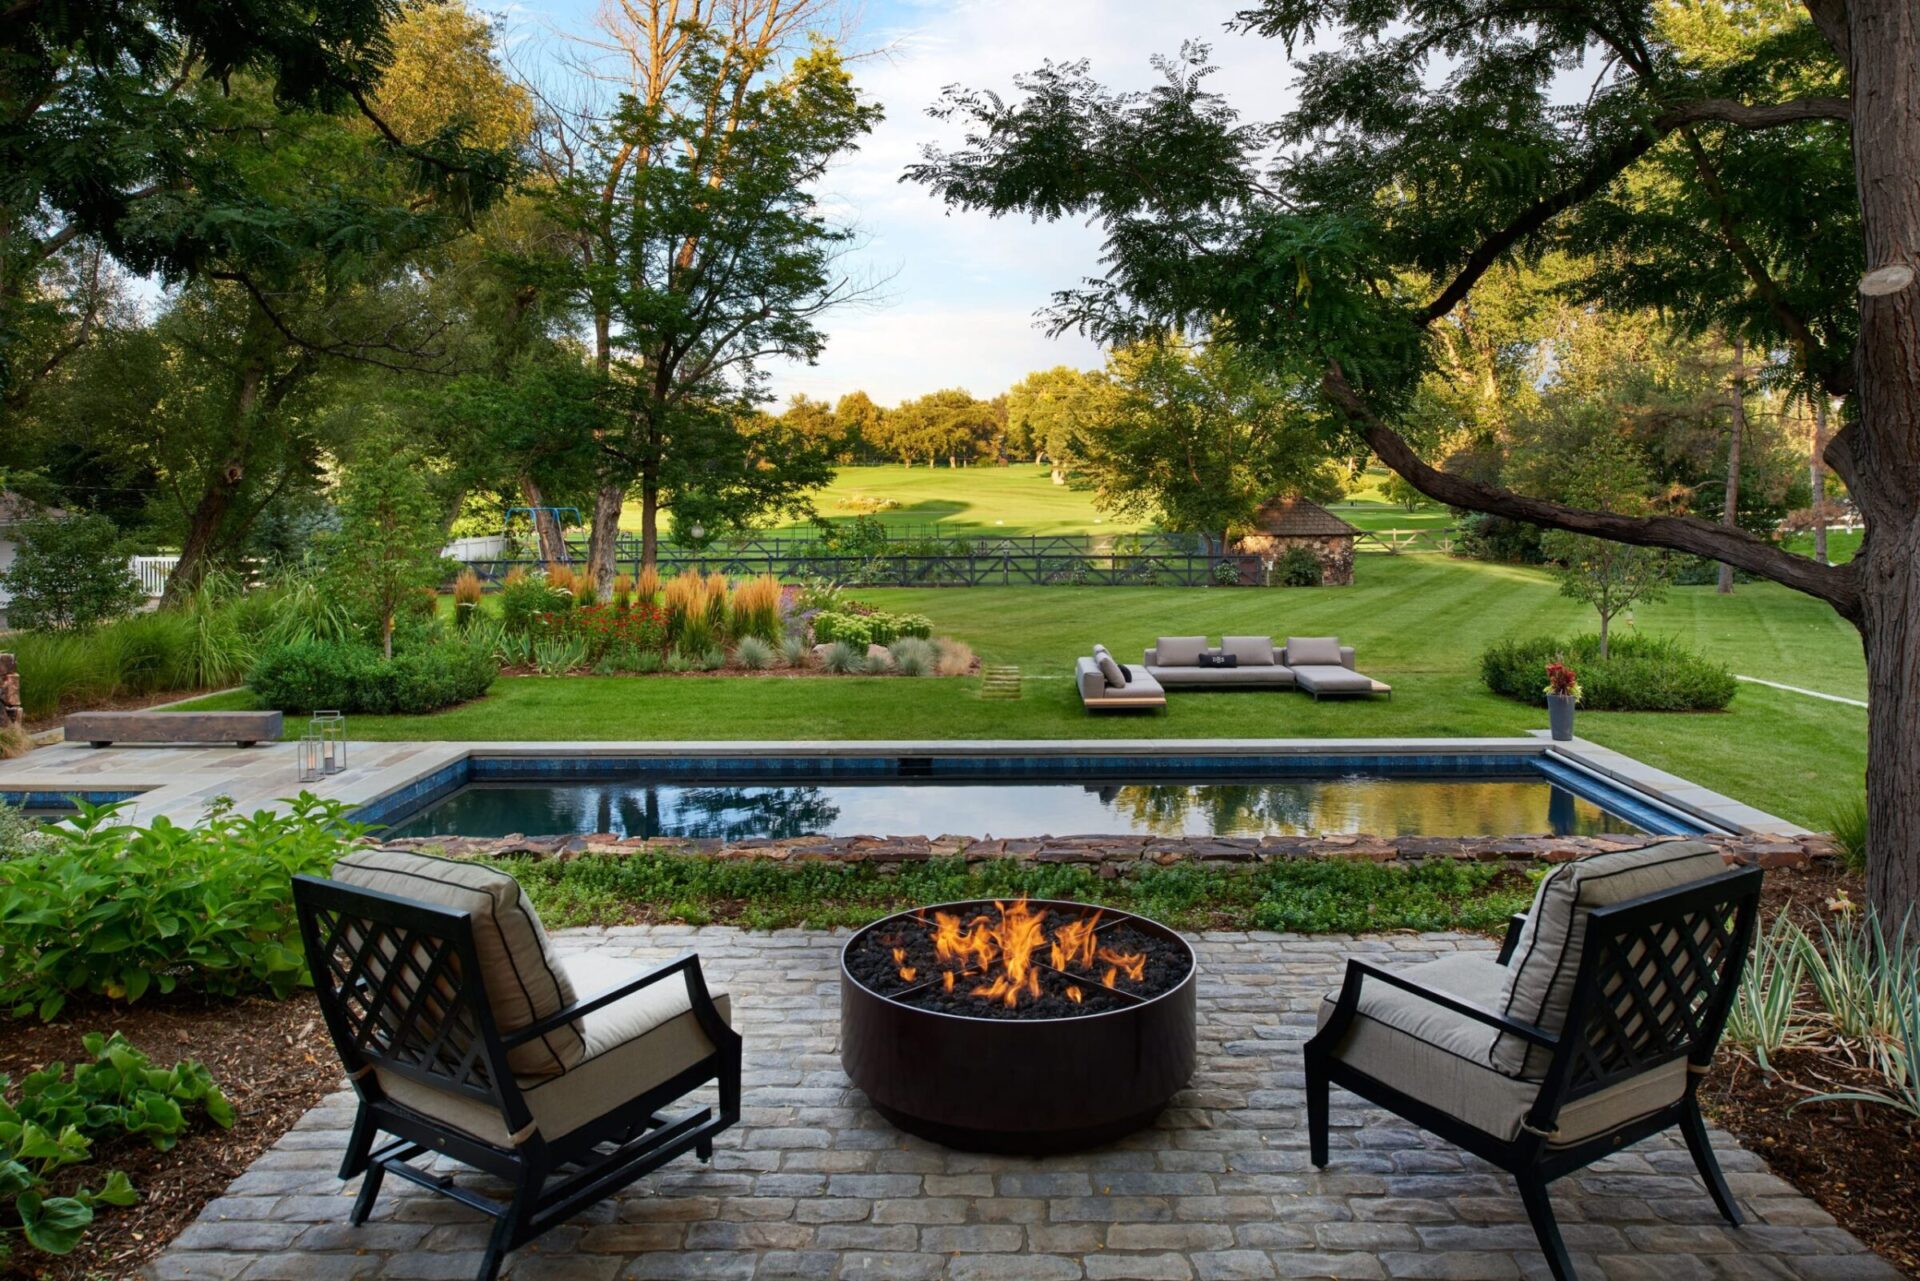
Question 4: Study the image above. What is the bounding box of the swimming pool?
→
[369,752,1708,840]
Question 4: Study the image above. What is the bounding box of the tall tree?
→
[1072,334,1327,550]
[1716,336,1748,594]
[1005,365,1107,481]
[906,0,1920,920]
[833,390,887,462]
[535,0,865,588]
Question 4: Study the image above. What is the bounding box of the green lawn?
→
[187,554,1866,829]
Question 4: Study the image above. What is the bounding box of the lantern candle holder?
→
[296,732,325,784]
[311,711,347,775]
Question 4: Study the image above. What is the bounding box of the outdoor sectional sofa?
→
[1075,644,1167,709]
[1077,634,1390,710]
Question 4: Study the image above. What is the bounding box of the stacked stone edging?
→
[380,829,1832,871]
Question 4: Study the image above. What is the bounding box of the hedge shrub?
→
[1479,634,1737,712]
[249,638,497,715]
[812,609,933,648]
[1267,546,1323,587]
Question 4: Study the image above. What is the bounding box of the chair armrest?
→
[1339,646,1356,671]
[1320,958,1559,1049]
[1497,914,1529,965]
[1142,647,1159,667]
[504,952,718,1047]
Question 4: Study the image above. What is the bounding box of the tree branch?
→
[1417,96,1851,327]
[1321,364,1863,618]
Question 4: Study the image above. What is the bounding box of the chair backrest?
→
[293,874,521,1116]
[1548,864,1762,1103]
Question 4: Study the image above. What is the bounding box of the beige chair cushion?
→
[1286,636,1342,666]
[1293,665,1374,694]
[1155,636,1208,666]
[1096,651,1127,688]
[1220,635,1275,666]
[332,849,581,1078]
[1494,840,1727,1075]
[1317,952,1686,1146]
[378,952,732,1147]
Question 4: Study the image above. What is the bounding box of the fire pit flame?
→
[915,897,1147,1010]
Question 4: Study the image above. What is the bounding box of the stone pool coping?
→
[0,735,1808,836]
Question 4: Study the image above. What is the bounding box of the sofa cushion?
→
[1287,636,1342,666]
[1097,651,1126,689]
[1154,664,1296,687]
[333,849,582,1077]
[1155,636,1209,666]
[1220,636,1275,666]
[1317,952,1686,1145]
[1494,840,1728,1076]
[1292,665,1374,694]
[379,952,731,1147]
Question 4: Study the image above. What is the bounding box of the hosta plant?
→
[1,1034,232,1262]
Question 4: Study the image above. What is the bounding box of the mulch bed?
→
[1698,859,1920,1279]
[0,993,338,1281]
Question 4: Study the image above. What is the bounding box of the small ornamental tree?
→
[0,514,142,632]
[321,437,447,659]
[1540,438,1671,657]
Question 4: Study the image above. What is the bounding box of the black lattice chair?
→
[1306,840,1762,1281]
[293,850,742,1281]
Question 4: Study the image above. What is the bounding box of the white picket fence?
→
[128,555,179,598]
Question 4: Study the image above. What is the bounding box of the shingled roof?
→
[1247,496,1359,538]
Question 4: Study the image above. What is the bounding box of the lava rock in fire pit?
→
[840,898,1198,1154]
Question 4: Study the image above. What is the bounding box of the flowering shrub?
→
[544,602,667,660]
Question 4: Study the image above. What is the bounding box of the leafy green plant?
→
[0,805,49,860]
[664,648,695,673]
[248,639,497,714]
[812,608,932,647]
[1479,634,1737,712]
[1726,914,1809,1072]
[633,648,665,674]
[0,514,143,633]
[1210,556,1244,586]
[697,645,726,671]
[0,795,364,1020]
[733,636,775,670]
[780,635,811,667]
[0,1033,233,1262]
[1267,546,1323,587]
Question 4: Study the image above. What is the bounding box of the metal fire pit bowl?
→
[839,899,1198,1154]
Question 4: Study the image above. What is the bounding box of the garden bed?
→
[0,993,338,1281]
[1700,860,1920,1278]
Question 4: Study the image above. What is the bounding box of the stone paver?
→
[143,928,1898,1281]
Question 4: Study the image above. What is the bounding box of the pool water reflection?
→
[383,774,1637,841]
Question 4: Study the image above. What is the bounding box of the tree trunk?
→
[518,474,569,564]
[585,480,625,601]
[640,477,660,570]
[1849,0,1920,924]
[1810,395,1830,565]
[1597,610,1610,660]
[164,346,269,605]
[1717,337,1746,594]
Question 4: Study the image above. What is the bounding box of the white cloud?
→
[763,0,1312,405]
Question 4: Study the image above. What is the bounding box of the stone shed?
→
[1236,496,1359,585]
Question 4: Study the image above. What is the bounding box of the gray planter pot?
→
[1547,693,1576,741]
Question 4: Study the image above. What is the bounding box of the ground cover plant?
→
[0,797,364,1021]
[0,1033,232,1266]
[1480,634,1738,712]
[482,848,1539,934]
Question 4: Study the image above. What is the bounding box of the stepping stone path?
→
[980,664,1023,699]
[145,926,1897,1281]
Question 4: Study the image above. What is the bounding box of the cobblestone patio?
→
[145,927,1897,1281]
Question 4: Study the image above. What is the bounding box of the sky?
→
[507,0,1315,406]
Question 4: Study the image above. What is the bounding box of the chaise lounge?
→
[1280,636,1392,699]
[1076,643,1167,709]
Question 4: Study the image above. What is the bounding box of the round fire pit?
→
[839,898,1197,1154]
